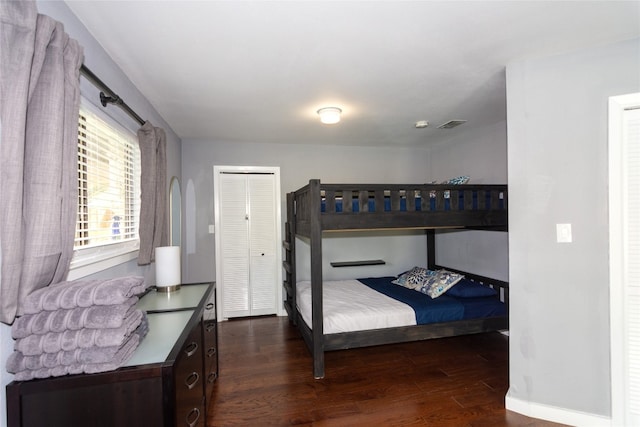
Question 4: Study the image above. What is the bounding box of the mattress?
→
[296,280,416,334]
[296,276,506,334]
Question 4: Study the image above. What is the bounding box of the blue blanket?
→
[357,277,464,324]
[356,276,505,325]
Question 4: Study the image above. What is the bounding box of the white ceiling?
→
[65,1,640,147]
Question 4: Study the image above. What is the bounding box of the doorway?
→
[609,93,640,426]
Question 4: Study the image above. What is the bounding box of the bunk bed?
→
[282,179,509,378]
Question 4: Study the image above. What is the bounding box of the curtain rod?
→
[80,64,146,126]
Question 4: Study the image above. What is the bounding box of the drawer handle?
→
[184,341,198,357]
[205,323,215,332]
[186,407,200,427]
[207,347,216,357]
[185,372,200,390]
[207,372,217,383]
[205,302,214,310]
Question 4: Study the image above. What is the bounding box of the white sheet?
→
[296,280,416,334]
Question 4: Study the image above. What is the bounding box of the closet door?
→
[247,174,278,315]
[219,174,250,318]
[217,171,279,319]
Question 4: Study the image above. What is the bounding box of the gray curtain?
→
[137,122,167,265]
[0,2,83,324]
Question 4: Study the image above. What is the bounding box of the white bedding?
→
[296,279,416,334]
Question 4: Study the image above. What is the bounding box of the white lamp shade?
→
[155,246,181,288]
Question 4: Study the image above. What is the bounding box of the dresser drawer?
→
[181,399,205,427]
[174,322,204,427]
[203,320,217,373]
[203,296,216,321]
[203,319,218,407]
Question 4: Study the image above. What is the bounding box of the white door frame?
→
[213,165,283,320]
[609,92,640,426]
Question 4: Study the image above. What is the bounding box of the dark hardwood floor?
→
[208,316,566,426]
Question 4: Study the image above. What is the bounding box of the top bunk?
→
[289,179,508,236]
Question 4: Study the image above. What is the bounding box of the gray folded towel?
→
[12,299,138,339]
[14,309,144,356]
[11,343,138,381]
[44,280,100,311]
[9,333,139,371]
[8,317,149,381]
[23,276,148,314]
[92,276,149,306]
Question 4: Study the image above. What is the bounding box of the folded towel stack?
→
[6,276,150,381]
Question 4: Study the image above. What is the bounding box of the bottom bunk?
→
[287,269,509,378]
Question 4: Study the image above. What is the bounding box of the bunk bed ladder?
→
[283,192,297,325]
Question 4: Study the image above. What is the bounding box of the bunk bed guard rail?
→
[293,180,508,234]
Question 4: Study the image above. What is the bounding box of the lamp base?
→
[156,285,181,293]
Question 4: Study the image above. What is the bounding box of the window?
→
[70,100,141,276]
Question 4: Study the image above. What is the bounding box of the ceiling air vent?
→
[437,120,467,129]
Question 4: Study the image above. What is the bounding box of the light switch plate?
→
[556,223,572,243]
[208,224,215,234]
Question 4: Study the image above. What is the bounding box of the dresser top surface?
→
[137,283,211,313]
[124,310,194,366]
[126,282,213,366]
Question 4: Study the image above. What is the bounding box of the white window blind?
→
[75,104,141,251]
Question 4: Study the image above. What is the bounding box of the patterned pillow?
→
[392,267,435,289]
[392,270,409,286]
[419,269,465,298]
[441,176,470,185]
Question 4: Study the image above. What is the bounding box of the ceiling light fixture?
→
[317,107,342,124]
[415,120,429,128]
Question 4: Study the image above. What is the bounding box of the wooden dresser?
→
[6,282,218,427]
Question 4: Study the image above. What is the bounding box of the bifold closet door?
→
[219,174,250,317]
[219,173,277,318]
[247,175,278,315]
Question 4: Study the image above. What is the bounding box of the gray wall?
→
[0,3,183,426]
[181,141,432,284]
[429,120,509,281]
[506,37,640,417]
[181,118,508,289]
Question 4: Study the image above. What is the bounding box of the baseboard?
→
[505,392,610,427]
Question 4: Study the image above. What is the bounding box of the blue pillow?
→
[445,279,497,298]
